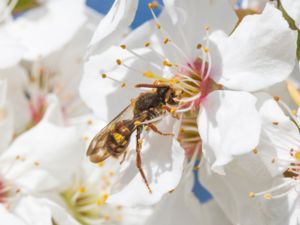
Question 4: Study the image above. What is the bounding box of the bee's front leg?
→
[136,125,152,193]
[161,105,179,119]
[147,123,175,136]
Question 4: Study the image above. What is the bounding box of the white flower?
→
[80,0,296,205]
[0,95,85,224]
[199,93,300,225]
[0,6,101,134]
[59,115,153,224]
[0,0,87,60]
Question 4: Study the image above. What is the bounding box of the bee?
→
[86,83,180,193]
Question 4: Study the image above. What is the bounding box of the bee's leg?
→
[136,126,152,193]
[120,150,127,165]
[164,88,172,103]
[161,105,179,119]
[147,123,174,136]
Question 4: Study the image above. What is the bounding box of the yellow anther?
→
[169,78,179,84]
[196,43,202,49]
[103,194,109,202]
[143,71,155,78]
[156,23,161,29]
[252,148,258,154]
[96,194,109,206]
[173,62,179,67]
[203,47,209,53]
[83,136,89,142]
[170,107,176,114]
[104,214,110,221]
[168,189,175,193]
[248,192,255,198]
[294,151,300,160]
[144,41,151,47]
[86,119,93,125]
[264,193,272,200]
[116,215,123,222]
[163,60,172,67]
[121,82,126,88]
[134,120,142,126]
[204,25,210,31]
[179,128,185,134]
[96,199,104,206]
[116,59,122,65]
[120,44,126,49]
[163,37,170,44]
[193,166,200,171]
[79,186,86,193]
[273,96,280,102]
[148,1,159,10]
[98,162,105,167]
[109,171,114,176]
[113,133,125,143]
[101,73,107,79]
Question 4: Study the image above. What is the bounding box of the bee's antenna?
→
[135,83,169,89]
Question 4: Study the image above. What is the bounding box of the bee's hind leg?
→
[136,126,152,193]
[120,151,127,165]
[147,123,174,136]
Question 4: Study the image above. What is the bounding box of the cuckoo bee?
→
[86,83,181,193]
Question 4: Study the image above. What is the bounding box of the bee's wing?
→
[86,104,133,162]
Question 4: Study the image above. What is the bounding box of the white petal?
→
[281,0,300,29]
[259,189,300,225]
[198,90,261,173]
[80,46,154,122]
[144,169,231,225]
[14,197,53,225]
[86,0,138,57]
[0,33,25,69]
[256,92,300,176]
[210,3,297,92]
[0,66,30,132]
[0,98,85,192]
[0,205,25,225]
[240,0,268,10]
[42,8,102,118]
[107,116,185,206]
[2,0,86,60]
[199,158,277,225]
[163,0,238,37]
[0,80,13,152]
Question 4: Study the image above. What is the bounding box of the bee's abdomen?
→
[106,120,133,157]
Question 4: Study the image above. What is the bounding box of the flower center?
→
[61,168,123,225]
[249,97,300,200]
[0,175,20,209]
[99,1,222,161]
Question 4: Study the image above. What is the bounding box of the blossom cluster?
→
[0,0,300,224]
